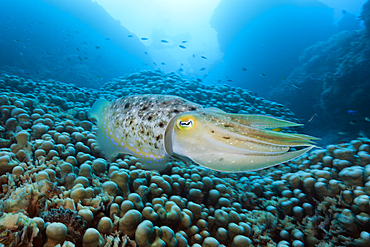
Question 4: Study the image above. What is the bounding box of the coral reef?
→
[0,71,370,246]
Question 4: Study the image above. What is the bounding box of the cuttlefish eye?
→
[176,118,194,130]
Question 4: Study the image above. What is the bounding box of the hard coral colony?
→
[0,71,370,246]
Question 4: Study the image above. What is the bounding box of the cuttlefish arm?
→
[167,109,318,172]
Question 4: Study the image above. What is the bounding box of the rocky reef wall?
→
[269,1,370,143]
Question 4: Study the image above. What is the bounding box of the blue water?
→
[0,0,152,88]
[0,0,368,144]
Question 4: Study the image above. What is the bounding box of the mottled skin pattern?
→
[102,95,202,168]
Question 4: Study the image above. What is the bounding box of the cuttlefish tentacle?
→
[227,114,304,129]
[205,110,316,146]
[170,109,317,172]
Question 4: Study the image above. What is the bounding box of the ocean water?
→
[0,0,370,246]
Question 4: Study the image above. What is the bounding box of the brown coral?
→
[40,207,87,246]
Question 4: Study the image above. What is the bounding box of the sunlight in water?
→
[93,0,221,38]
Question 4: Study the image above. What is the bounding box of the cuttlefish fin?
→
[89,98,123,158]
[228,114,303,129]
[89,98,109,121]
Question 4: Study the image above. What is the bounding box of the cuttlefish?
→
[89,94,317,172]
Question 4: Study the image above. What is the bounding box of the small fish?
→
[180,63,184,66]
[311,76,321,80]
[78,56,83,61]
[76,48,80,52]
[161,62,166,65]
[201,56,207,59]
[178,68,184,72]
[14,39,20,43]
[260,73,266,77]
[338,131,349,135]
[365,117,370,122]
[97,76,102,79]
[200,67,206,71]
[179,45,186,49]
[144,51,148,55]
[217,79,221,83]
[95,46,101,49]
[227,79,233,82]
[182,41,187,43]
[23,45,28,48]
[203,74,208,78]
[128,35,133,38]
[161,40,169,43]
[308,113,317,123]
[242,68,247,71]
[192,55,195,58]
[66,57,71,62]
[292,84,302,89]
[105,38,110,40]
[281,77,286,80]
[153,62,157,66]
[350,120,358,125]
[347,110,356,115]
[358,131,367,137]
[141,37,148,40]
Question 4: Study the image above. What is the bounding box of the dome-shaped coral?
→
[41,207,87,246]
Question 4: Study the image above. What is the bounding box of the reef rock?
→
[360,0,370,32]
[269,1,370,142]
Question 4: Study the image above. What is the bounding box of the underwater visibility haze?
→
[1,0,370,246]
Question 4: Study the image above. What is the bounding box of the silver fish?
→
[90,95,317,172]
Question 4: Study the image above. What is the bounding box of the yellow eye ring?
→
[176,118,194,130]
